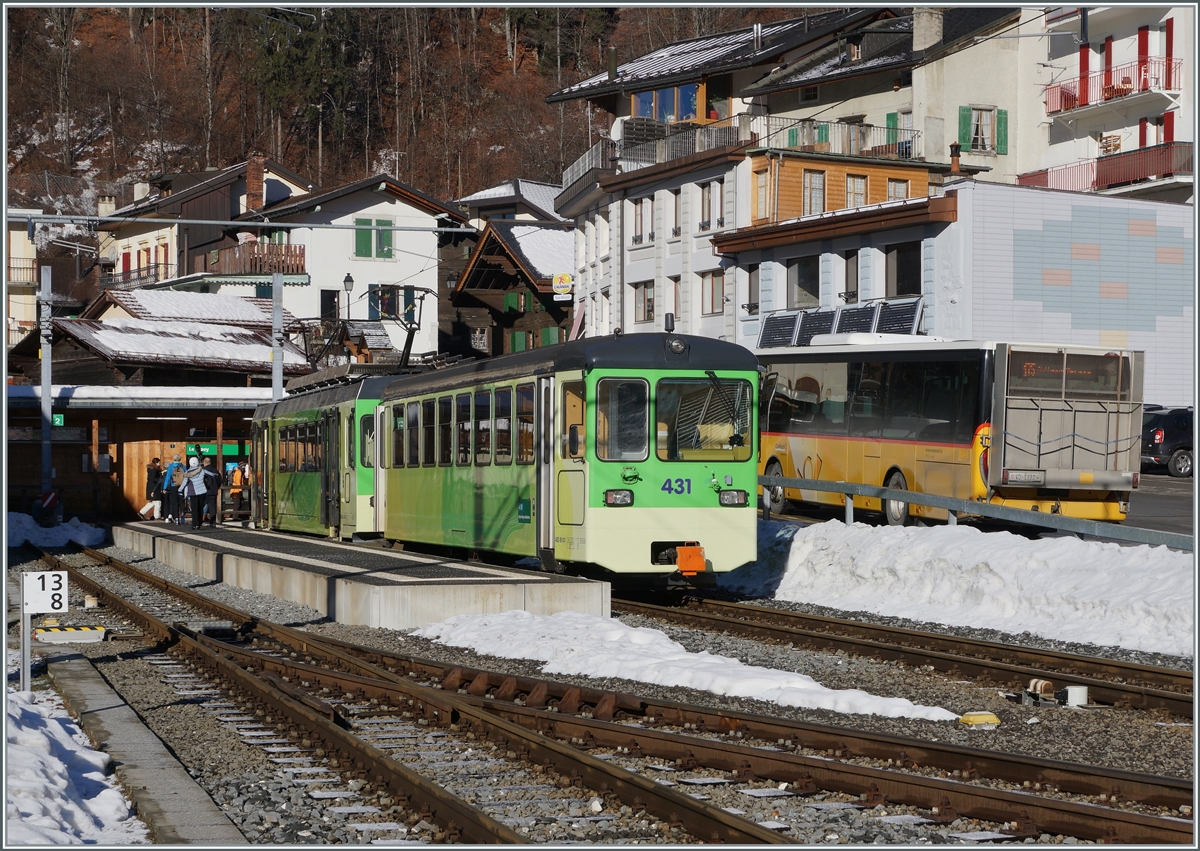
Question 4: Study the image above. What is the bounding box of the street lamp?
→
[343,273,354,322]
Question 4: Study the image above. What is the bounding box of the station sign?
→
[22,571,69,615]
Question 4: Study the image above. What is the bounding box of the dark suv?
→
[1141,406,1193,477]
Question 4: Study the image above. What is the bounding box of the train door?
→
[373,405,388,534]
[536,376,555,570]
[340,405,358,538]
[321,409,340,533]
[552,371,588,568]
[251,420,271,528]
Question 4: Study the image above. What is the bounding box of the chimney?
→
[949,141,962,174]
[97,195,116,217]
[753,22,762,52]
[246,152,266,212]
[607,46,617,81]
[133,182,150,201]
[913,8,943,53]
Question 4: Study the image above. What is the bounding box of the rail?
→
[759,475,1193,551]
[1016,142,1193,193]
[212,242,305,275]
[1045,57,1182,114]
[8,257,39,284]
[100,263,176,290]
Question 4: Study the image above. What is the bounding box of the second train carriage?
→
[376,332,760,587]
[250,365,398,540]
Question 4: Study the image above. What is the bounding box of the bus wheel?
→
[884,471,910,527]
[764,461,786,511]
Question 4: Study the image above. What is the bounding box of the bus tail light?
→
[604,489,634,506]
[718,490,748,506]
[1132,472,1140,489]
[1153,428,1164,444]
[979,447,989,483]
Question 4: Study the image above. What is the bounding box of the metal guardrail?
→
[759,475,1193,551]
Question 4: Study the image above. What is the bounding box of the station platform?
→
[111,523,610,630]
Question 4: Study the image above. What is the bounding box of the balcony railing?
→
[212,242,305,275]
[7,258,38,284]
[1016,141,1193,193]
[1045,57,1182,114]
[100,263,176,290]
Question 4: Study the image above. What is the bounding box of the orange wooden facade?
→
[750,154,934,226]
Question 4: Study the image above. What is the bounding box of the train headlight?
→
[718,489,748,506]
[604,489,634,506]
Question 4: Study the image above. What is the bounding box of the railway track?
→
[613,597,1194,717]
[31,545,1195,844]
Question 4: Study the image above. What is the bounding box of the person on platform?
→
[161,454,184,523]
[229,460,247,519]
[138,457,163,520]
[179,456,208,530]
[201,456,222,529]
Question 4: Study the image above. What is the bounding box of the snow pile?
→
[5,684,149,844]
[720,521,1195,658]
[414,610,958,721]
[6,514,108,549]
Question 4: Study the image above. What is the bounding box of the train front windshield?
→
[655,377,754,462]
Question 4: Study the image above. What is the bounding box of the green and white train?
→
[251,333,760,587]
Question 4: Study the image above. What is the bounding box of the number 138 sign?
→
[23,571,69,614]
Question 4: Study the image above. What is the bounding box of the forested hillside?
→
[7,7,802,203]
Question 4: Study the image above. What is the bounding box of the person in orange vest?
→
[229,460,247,519]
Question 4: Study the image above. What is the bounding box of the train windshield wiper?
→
[704,370,744,447]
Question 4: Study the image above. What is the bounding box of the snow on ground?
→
[6,514,107,549]
[414,610,958,721]
[5,653,150,844]
[720,520,1195,658]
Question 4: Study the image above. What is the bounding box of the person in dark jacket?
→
[138,457,163,520]
[201,456,222,528]
[161,454,184,523]
[179,457,208,530]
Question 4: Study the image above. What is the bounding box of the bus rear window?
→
[1009,350,1130,401]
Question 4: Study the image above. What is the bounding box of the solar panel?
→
[834,303,879,334]
[757,314,801,348]
[875,297,923,335]
[795,310,836,346]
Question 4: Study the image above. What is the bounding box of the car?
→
[1141,406,1193,477]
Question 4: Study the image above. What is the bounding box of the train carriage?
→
[250,365,398,540]
[376,332,760,588]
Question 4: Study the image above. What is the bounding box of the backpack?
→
[171,465,185,488]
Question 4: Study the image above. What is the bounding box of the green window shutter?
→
[354,219,372,257]
[886,112,898,144]
[995,109,1009,155]
[510,331,526,352]
[787,127,798,147]
[368,283,379,320]
[816,123,828,143]
[376,220,393,258]
[958,106,973,146]
[503,292,518,313]
[540,326,558,346]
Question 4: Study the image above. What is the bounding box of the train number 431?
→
[661,478,692,495]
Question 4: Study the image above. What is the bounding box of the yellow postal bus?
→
[758,334,1143,524]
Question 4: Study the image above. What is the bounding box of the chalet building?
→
[7,207,43,346]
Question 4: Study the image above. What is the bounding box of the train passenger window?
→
[407,402,421,467]
[437,397,452,465]
[494,388,512,465]
[474,390,492,465]
[393,405,405,468]
[456,394,472,466]
[422,400,436,466]
[561,381,586,459]
[346,414,356,469]
[360,415,374,468]
[515,384,535,465]
[595,378,648,461]
[309,422,322,470]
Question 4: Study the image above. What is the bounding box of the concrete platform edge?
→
[44,650,248,845]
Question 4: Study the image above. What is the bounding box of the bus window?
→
[847,363,884,437]
[882,362,923,439]
[596,378,648,461]
[393,405,405,467]
[656,378,753,461]
[516,384,535,464]
[360,415,374,468]
[495,388,512,465]
[407,402,421,467]
[422,400,436,466]
[456,394,472,466]
[437,397,452,466]
[561,381,585,459]
[474,390,492,465]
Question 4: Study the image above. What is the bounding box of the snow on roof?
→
[96,290,299,327]
[6,384,275,409]
[346,320,396,351]
[496,223,574,279]
[55,318,310,372]
[458,179,565,222]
